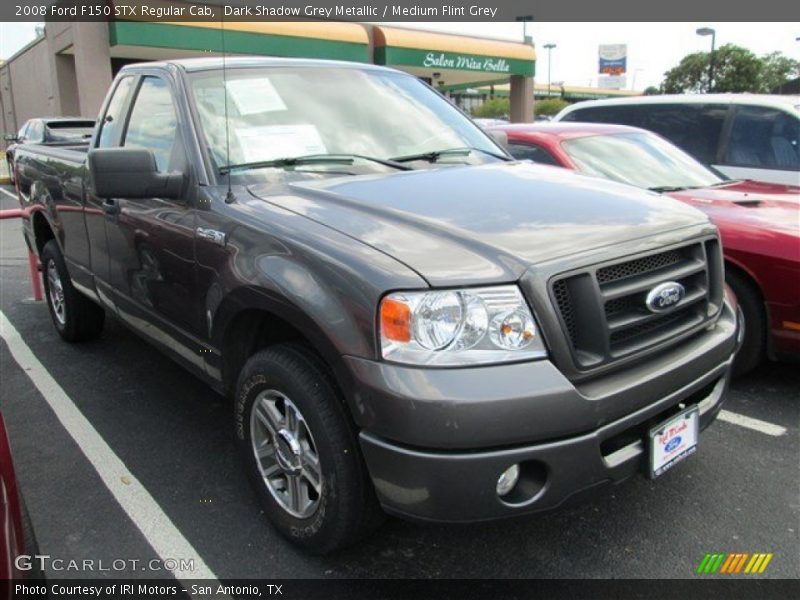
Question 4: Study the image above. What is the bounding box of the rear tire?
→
[726,269,765,377]
[234,343,383,554]
[41,240,105,342]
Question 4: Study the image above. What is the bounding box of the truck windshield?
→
[188,66,503,180]
[562,132,724,191]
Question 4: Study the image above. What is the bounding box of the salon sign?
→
[423,52,511,74]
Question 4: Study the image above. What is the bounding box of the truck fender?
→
[207,262,368,402]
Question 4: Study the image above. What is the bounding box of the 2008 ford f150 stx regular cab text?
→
[12,58,740,553]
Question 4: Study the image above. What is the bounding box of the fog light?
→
[496,464,520,497]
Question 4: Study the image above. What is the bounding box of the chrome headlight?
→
[379,285,547,366]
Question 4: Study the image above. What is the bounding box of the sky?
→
[1,21,798,90]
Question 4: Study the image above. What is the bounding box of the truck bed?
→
[17,142,89,164]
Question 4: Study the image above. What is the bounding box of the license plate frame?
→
[648,406,699,479]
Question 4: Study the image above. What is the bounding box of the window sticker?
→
[225,78,287,115]
[234,125,328,163]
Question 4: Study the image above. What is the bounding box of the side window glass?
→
[27,121,44,143]
[17,123,28,140]
[508,142,560,166]
[642,104,726,165]
[123,77,178,172]
[562,106,643,128]
[97,76,135,148]
[726,106,799,170]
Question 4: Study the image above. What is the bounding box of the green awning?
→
[108,21,369,62]
[373,26,535,78]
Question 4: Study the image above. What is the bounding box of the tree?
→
[535,98,569,116]
[643,86,661,95]
[760,52,800,92]
[472,98,509,118]
[662,44,762,93]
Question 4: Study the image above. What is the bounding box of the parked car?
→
[554,94,800,186]
[492,122,799,374]
[472,117,509,129]
[0,413,43,586]
[5,117,95,184]
[13,57,739,553]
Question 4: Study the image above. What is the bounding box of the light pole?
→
[515,16,534,42]
[544,43,557,96]
[696,27,716,92]
[631,68,644,90]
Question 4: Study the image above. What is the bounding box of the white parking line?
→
[0,186,17,200]
[0,311,222,589]
[717,409,787,437]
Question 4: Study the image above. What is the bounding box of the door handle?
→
[101,198,119,215]
[196,227,226,247]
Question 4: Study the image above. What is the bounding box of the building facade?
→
[1,19,538,143]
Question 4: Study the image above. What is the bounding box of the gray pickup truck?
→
[13,57,739,553]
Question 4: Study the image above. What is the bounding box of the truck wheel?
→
[234,344,383,554]
[726,270,765,377]
[41,240,105,342]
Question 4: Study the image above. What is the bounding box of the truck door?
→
[103,74,205,375]
[86,75,137,307]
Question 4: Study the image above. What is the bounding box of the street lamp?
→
[543,43,557,96]
[631,68,644,90]
[515,16,534,43]
[696,27,716,92]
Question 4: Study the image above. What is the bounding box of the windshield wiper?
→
[220,153,411,175]
[648,185,692,193]
[649,179,744,193]
[389,146,511,163]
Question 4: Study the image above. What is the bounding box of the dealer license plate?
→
[648,406,699,479]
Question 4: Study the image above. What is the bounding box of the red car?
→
[0,413,41,588]
[492,122,800,375]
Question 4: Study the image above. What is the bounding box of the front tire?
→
[727,269,765,377]
[41,240,105,342]
[234,344,383,554]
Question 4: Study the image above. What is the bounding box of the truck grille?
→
[550,239,724,369]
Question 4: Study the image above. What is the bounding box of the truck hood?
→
[248,162,709,286]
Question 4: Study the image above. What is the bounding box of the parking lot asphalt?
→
[0,184,798,581]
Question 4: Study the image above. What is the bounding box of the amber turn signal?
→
[381,297,411,342]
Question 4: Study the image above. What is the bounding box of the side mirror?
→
[88,147,183,199]
[488,129,509,150]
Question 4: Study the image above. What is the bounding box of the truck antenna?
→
[221,14,235,204]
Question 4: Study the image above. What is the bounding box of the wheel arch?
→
[27,179,64,258]
[211,289,357,404]
[724,258,772,361]
[31,209,57,257]
[724,258,768,322]
[724,256,764,296]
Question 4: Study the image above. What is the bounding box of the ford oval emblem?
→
[645,282,685,313]
[664,437,682,452]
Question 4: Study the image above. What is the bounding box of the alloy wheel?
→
[47,259,66,325]
[249,389,323,518]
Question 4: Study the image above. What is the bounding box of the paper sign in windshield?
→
[225,78,287,115]
[234,125,328,163]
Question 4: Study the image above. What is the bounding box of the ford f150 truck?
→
[12,58,739,554]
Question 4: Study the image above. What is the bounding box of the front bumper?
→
[351,302,737,522]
